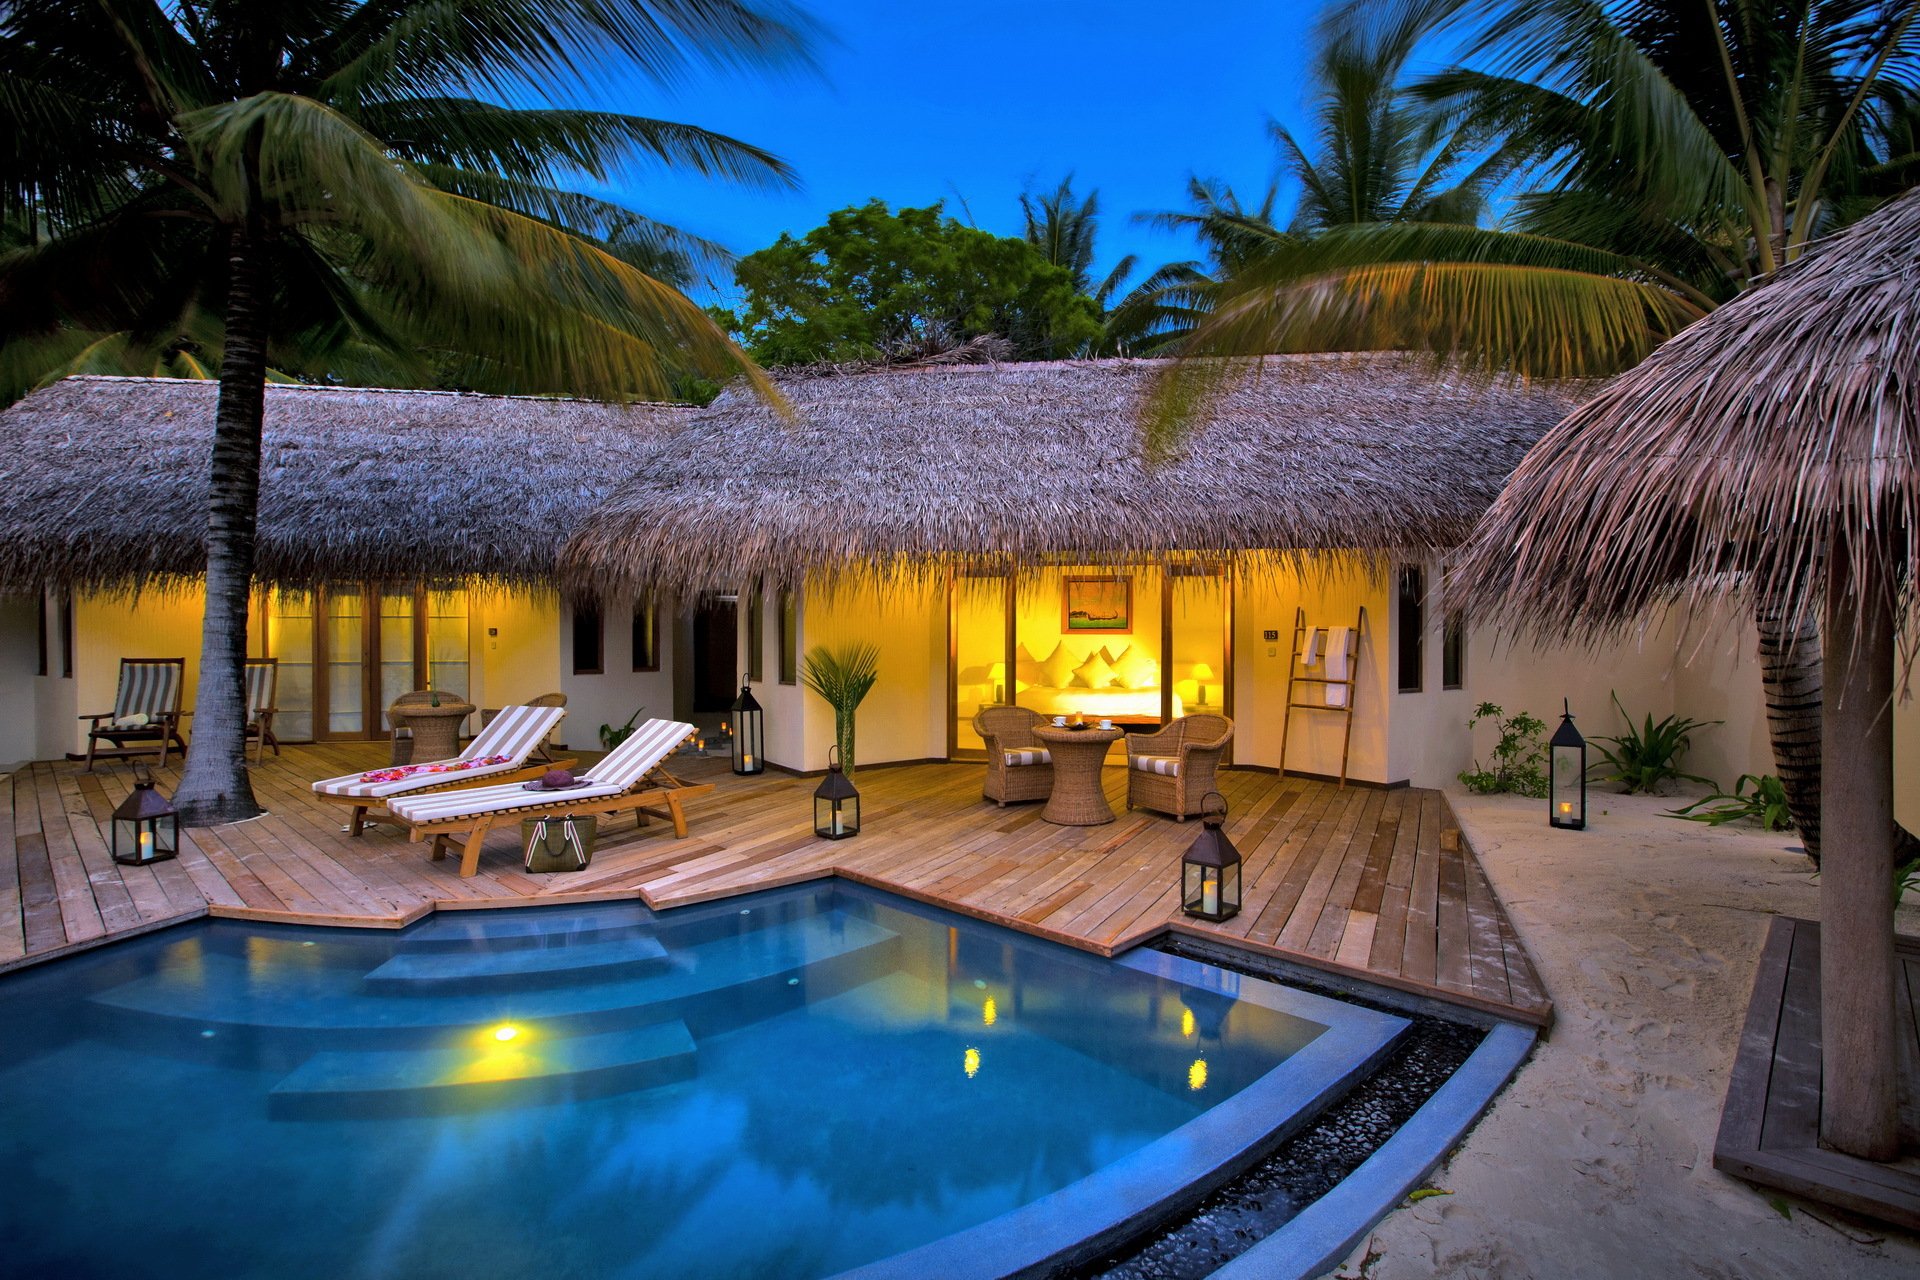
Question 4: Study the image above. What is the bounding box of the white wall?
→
[552,592,676,753]
[0,595,41,767]
[798,574,947,772]
[1234,555,1392,783]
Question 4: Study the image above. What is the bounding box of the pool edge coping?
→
[1211,1019,1538,1280]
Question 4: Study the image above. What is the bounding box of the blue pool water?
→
[0,883,1403,1279]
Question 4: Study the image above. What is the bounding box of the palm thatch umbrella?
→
[1451,187,1920,1161]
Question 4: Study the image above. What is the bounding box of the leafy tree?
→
[0,0,807,823]
[732,200,1102,364]
[1176,0,1920,862]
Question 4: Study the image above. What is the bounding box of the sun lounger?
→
[385,718,711,878]
[312,703,571,836]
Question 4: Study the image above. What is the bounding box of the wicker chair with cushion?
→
[972,706,1055,806]
[1125,714,1233,820]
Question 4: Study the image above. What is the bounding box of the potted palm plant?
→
[801,643,881,776]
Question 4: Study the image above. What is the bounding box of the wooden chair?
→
[1125,714,1233,821]
[244,658,279,763]
[386,719,712,877]
[81,657,189,771]
[973,705,1054,806]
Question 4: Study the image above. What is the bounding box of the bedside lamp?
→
[1191,663,1216,708]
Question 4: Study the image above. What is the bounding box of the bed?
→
[1017,684,1184,721]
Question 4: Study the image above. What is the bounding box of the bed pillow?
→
[1110,645,1159,690]
[1037,643,1079,689]
[1074,650,1120,689]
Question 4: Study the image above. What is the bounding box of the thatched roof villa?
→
[0,357,1778,796]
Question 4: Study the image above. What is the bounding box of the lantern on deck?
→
[1549,699,1587,830]
[1180,792,1241,922]
[112,765,179,866]
[813,746,861,839]
[731,681,764,775]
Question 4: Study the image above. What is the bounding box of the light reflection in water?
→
[1188,1058,1208,1091]
[964,1047,981,1079]
[982,998,997,1027]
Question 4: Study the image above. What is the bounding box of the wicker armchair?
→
[1125,714,1233,820]
[479,692,567,759]
[972,706,1055,806]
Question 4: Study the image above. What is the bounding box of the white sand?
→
[1332,788,1920,1279]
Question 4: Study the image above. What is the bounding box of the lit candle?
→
[831,809,844,836]
[1558,801,1573,817]
[743,753,754,770]
[1201,876,1219,916]
[138,830,153,861]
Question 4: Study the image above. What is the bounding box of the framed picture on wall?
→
[1062,576,1132,634]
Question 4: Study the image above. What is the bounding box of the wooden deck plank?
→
[1,745,1553,1027]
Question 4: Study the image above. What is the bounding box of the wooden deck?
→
[1715,917,1920,1228]
[0,743,1552,1026]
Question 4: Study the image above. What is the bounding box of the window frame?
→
[631,603,660,673]
[777,589,798,685]
[1396,565,1425,694]
[1441,611,1466,691]
[745,585,764,683]
[571,603,605,676]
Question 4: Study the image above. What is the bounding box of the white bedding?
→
[1018,685,1183,719]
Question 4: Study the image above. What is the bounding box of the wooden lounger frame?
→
[314,758,580,837]
[402,764,715,877]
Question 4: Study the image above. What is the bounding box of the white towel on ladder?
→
[1324,625,1351,707]
[1300,626,1322,667]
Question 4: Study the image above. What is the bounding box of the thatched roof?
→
[0,376,689,591]
[1450,187,1920,639]
[564,354,1583,599]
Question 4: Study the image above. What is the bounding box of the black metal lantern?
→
[1549,699,1587,830]
[1181,792,1241,922]
[731,681,764,775]
[112,765,179,866]
[813,746,860,839]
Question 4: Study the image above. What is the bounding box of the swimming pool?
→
[0,883,1406,1278]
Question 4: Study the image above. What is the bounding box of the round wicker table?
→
[1032,725,1124,825]
[389,700,475,763]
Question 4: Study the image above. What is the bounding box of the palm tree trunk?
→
[1818,527,1899,1160]
[1753,588,1824,861]
[173,226,269,826]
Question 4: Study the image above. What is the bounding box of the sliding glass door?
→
[263,583,471,742]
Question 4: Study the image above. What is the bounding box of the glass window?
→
[1397,565,1425,693]
[633,605,659,672]
[778,590,798,685]
[572,605,603,675]
[950,571,1011,756]
[745,586,764,683]
[1442,612,1465,691]
[428,589,470,700]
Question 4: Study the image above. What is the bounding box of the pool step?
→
[89,911,900,1050]
[363,936,670,992]
[395,906,660,953]
[268,1020,697,1119]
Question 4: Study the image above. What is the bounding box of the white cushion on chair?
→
[1003,748,1052,767]
[1131,754,1180,776]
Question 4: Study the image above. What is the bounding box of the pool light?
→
[492,1024,520,1042]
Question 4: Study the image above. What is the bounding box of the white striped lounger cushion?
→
[1002,749,1052,766]
[1130,755,1180,776]
[386,718,697,825]
[114,661,182,718]
[311,704,567,799]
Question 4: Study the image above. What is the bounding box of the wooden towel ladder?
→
[1277,605,1367,788]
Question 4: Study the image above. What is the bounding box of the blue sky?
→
[595,1,1325,304]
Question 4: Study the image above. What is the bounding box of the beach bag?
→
[522,815,596,873]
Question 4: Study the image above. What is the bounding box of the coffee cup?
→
[1051,715,1067,726]
[1098,719,1113,730]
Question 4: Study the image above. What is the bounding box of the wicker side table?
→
[1032,725,1123,825]
[387,700,475,762]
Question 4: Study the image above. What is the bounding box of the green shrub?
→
[1459,702,1550,798]
[598,706,644,751]
[1670,774,1793,830]
[1592,692,1717,794]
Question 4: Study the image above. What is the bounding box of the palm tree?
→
[1,0,809,824]
[1108,177,1288,354]
[1178,0,1920,857]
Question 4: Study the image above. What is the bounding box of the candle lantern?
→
[1549,699,1587,830]
[731,681,765,775]
[813,746,861,839]
[112,765,179,866]
[1180,792,1241,922]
